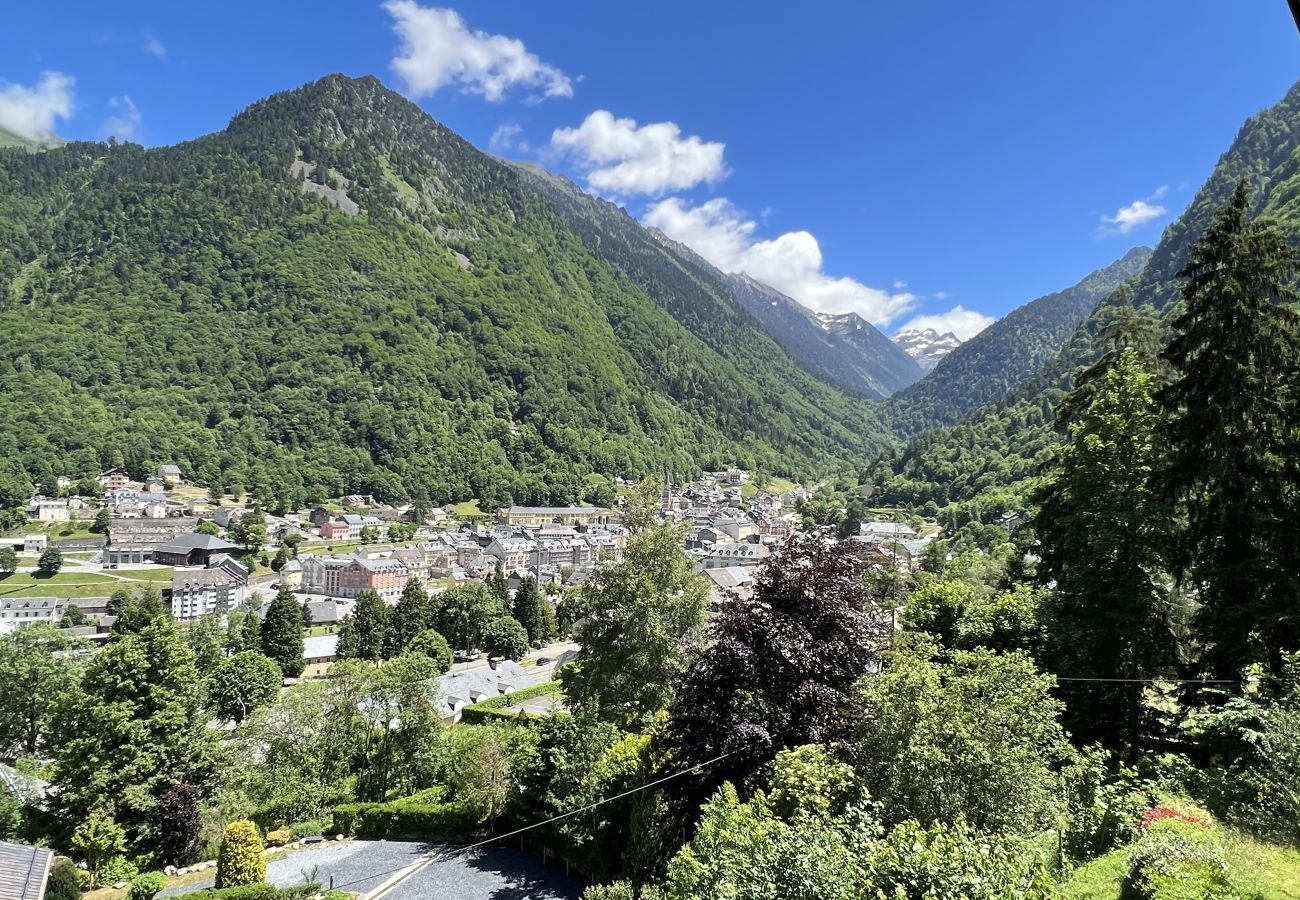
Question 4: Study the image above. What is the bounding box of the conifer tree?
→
[512,576,544,645]
[337,589,389,663]
[260,586,305,678]
[383,578,433,658]
[1159,181,1300,678]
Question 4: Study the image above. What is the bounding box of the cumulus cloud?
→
[384,0,572,101]
[897,305,994,341]
[144,35,167,58]
[0,71,74,141]
[100,96,142,142]
[551,110,727,196]
[645,196,917,325]
[1100,186,1168,235]
[489,122,523,151]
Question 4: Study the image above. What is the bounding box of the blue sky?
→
[1,1,1296,336]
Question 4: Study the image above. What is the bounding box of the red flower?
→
[1140,807,1211,830]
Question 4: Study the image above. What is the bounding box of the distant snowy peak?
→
[891,328,962,370]
[813,310,873,334]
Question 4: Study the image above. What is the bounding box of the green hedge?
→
[459,680,564,724]
[1122,819,1234,900]
[331,799,477,840]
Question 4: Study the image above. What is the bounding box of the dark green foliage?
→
[182,886,322,900]
[92,509,111,534]
[403,628,452,673]
[890,246,1152,433]
[259,586,304,678]
[1122,818,1233,900]
[383,578,434,658]
[511,576,544,645]
[110,587,168,636]
[863,819,1055,899]
[331,798,474,840]
[434,583,504,651]
[0,624,83,756]
[457,680,562,724]
[1159,181,1300,679]
[480,615,528,660]
[208,651,283,723]
[0,75,892,510]
[336,589,388,662]
[45,859,82,900]
[0,546,16,573]
[36,548,62,575]
[127,872,167,900]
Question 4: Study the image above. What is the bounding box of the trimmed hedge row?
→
[1122,817,1234,900]
[332,799,478,840]
[182,884,322,900]
[458,680,564,724]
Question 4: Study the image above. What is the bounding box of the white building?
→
[170,556,249,620]
[0,598,60,634]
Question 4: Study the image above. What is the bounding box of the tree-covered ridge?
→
[870,77,1300,520]
[0,74,893,510]
[886,246,1151,434]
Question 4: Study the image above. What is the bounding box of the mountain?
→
[887,246,1152,434]
[891,328,961,370]
[0,74,896,512]
[0,126,65,152]
[711,271,921,399]
[869,79,1300,519]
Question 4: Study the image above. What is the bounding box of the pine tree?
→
[337,590,389,663]
[488,562,509,614]
[512,576,544,645]
[1035,349,1175,756]
[1159,181,1300,678]
[260,586,305,678]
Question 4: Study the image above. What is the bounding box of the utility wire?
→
[328,747,740,893]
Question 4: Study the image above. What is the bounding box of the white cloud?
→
[100,95,141,142]
[0,71,74,141]
[489,122,523,151]
[383,0,572,101]
[144,35,167,58]
[1100,186,1167,235]
[644,196,917,325]
[551,110,727,196]
[897,305,994,341]
[892,279,908,289]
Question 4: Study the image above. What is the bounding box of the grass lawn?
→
[767,476,801,494]
[740,482,759,498]
[0,568,173,599]
[1057,829,1300,899]
[448,498,486,518]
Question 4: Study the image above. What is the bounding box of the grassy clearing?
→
[448,499,486,518]
[767,476,801,494]
[740,482,759,498]
[1057,828,1300,899]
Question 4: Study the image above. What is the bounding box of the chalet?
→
[98,467,131,490]
[211,506,248,530]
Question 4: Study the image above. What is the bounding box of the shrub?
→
[45,859,82,900]
[1122,817,1233,900]
[1063,749,1154,864]
[458,680,562,724]
[331,799,475,840]
[184,886,321,900]
[264,828,291,847]
[864,819,1055,899]
[288,819,327,840]
[128,872,167,900]
[215,820,266,888]
[98,856,139,886]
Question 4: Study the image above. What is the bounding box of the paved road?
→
[159,839,584,900]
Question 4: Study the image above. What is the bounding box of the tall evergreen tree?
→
[1035,349,1175,756]
[260,586,305,678]
[512,576,544,645]
[1159,181,1300,678]
[337,589,389,663]
[383,578,434,659]
[488,562,509,614]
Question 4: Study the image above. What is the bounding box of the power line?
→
[1055,676,1238,684]
[328,747,741,895]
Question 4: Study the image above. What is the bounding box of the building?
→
[153,533,241,567]
[98,467,131,490]
[699,541,770,571]
[26,499,69,523]
[211,506,248,530]
[300,553,409,600]
[859,521,918,542]
[497,506,619,527]
[302,633,339,678]
[0,840,54,900]
[0,598,60,634]
[0,535,47,554]
[171,556,249,620]
[320,519,351,542]
[158,463,184,483]
[438,659,535,722]
[105,518,198,566]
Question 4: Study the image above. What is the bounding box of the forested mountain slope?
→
[869,78,1300,520]
[0,74,894,511]
[887,246,1152,433]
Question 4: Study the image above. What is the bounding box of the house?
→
[0,840,54,900]
[106,489,168,519]
[497,506,619,527]
[171,555,249,620]
[859,521,918,542]
[278,557,303,588]
[27,499,69,523]
[701,565,756,605]
[0,535,47,554]
[158,463,184,483]
[144,476,166,494]
[211,506,248,530]
[485,537,534,571]
[302,633,339,678]
[153,533,240,567]
[320,519,351,542]
[699,541,770,571]
[302,599,344,629]
[98,467,131,490]
[438,659,535,722]
[0,598,60,634]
